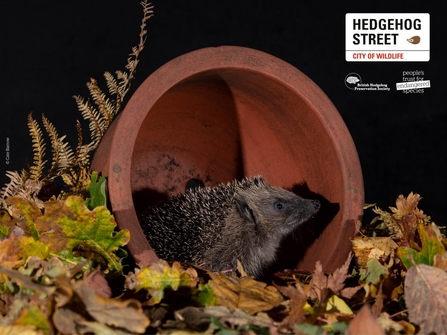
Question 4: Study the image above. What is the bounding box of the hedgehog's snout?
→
[310,199,320,212]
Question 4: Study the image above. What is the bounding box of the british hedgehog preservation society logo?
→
[344,72,390,91]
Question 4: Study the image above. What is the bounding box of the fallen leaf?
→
[275,282,306,329]
[129,260,198,305]
[434,252,447,271]
[52,306,85,335]
[0,325,41,335]
[308,261,329,302]
[0,265,55,296]
[376,312,411,334]
[171,306,213,332]
[207,273,283,315]
[351,236,398,267]
[346,305,384,335]
[390,192,426,222]
[328,253,352,294]
[371,192,430,238]
[359,258,388,285]
[401,213,417,244]
[35,196,130,271]
[236,260,248,277]
[370,281,384,318]
[14,305,51,335]
[326,295,353,315]
[2,197,42,240]
[205,307,272,333]
[404,263,447,334]
[73,280,150,333]
[77,320,131,335]
[397,223,445,269]
[309,253,360,302]
[0,237,23,269]
[295,322,349,335]
[84,270,112,299]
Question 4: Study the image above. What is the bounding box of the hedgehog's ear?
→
[235,194,259,225]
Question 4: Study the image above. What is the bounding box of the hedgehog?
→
[139,175,320,278]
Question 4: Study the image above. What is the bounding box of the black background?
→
[1,1,445,225]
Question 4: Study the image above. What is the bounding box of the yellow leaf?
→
[0,325,41,335]
[131,260,198,305]
[36,196,130,271]
[14,305,51,334]
[0,236,49,270]
[207,273,283,315]
[326,295,353,314]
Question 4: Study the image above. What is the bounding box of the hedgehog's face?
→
[234,185,320,236]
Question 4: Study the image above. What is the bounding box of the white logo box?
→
[345,13,430,62]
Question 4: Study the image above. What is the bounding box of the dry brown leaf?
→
[346,305,384,335]
[207,273,283,315]
[73,280,150,333]
[202,306,274,331]
[309,253,359,302]
[52,307,85,335]
[391,192,425,219]
[401,213,417,243]
[84,270,112,299]
[405,263,447,334]
[351,236,398,267]
[0,238,22,269]
[328,254,351,293]
[275,282,307,329]
[434,252,447,271]
[370,281,385,318]
[308,261,329,302]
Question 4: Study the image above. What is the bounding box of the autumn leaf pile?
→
[0,183,446,334]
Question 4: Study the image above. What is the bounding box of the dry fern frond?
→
[88,77,117,127]
[56,135,75,172]
[1,171,24,198]
[77,0,154,139]
[27,113,47,181]
[73,94,106,150]
[75,121,92,166]
[104,71,119,96]
[1,170,43,208]
[118,1,153,99]
[41,114,63,181]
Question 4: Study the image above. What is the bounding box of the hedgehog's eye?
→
[275,202,285,211]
